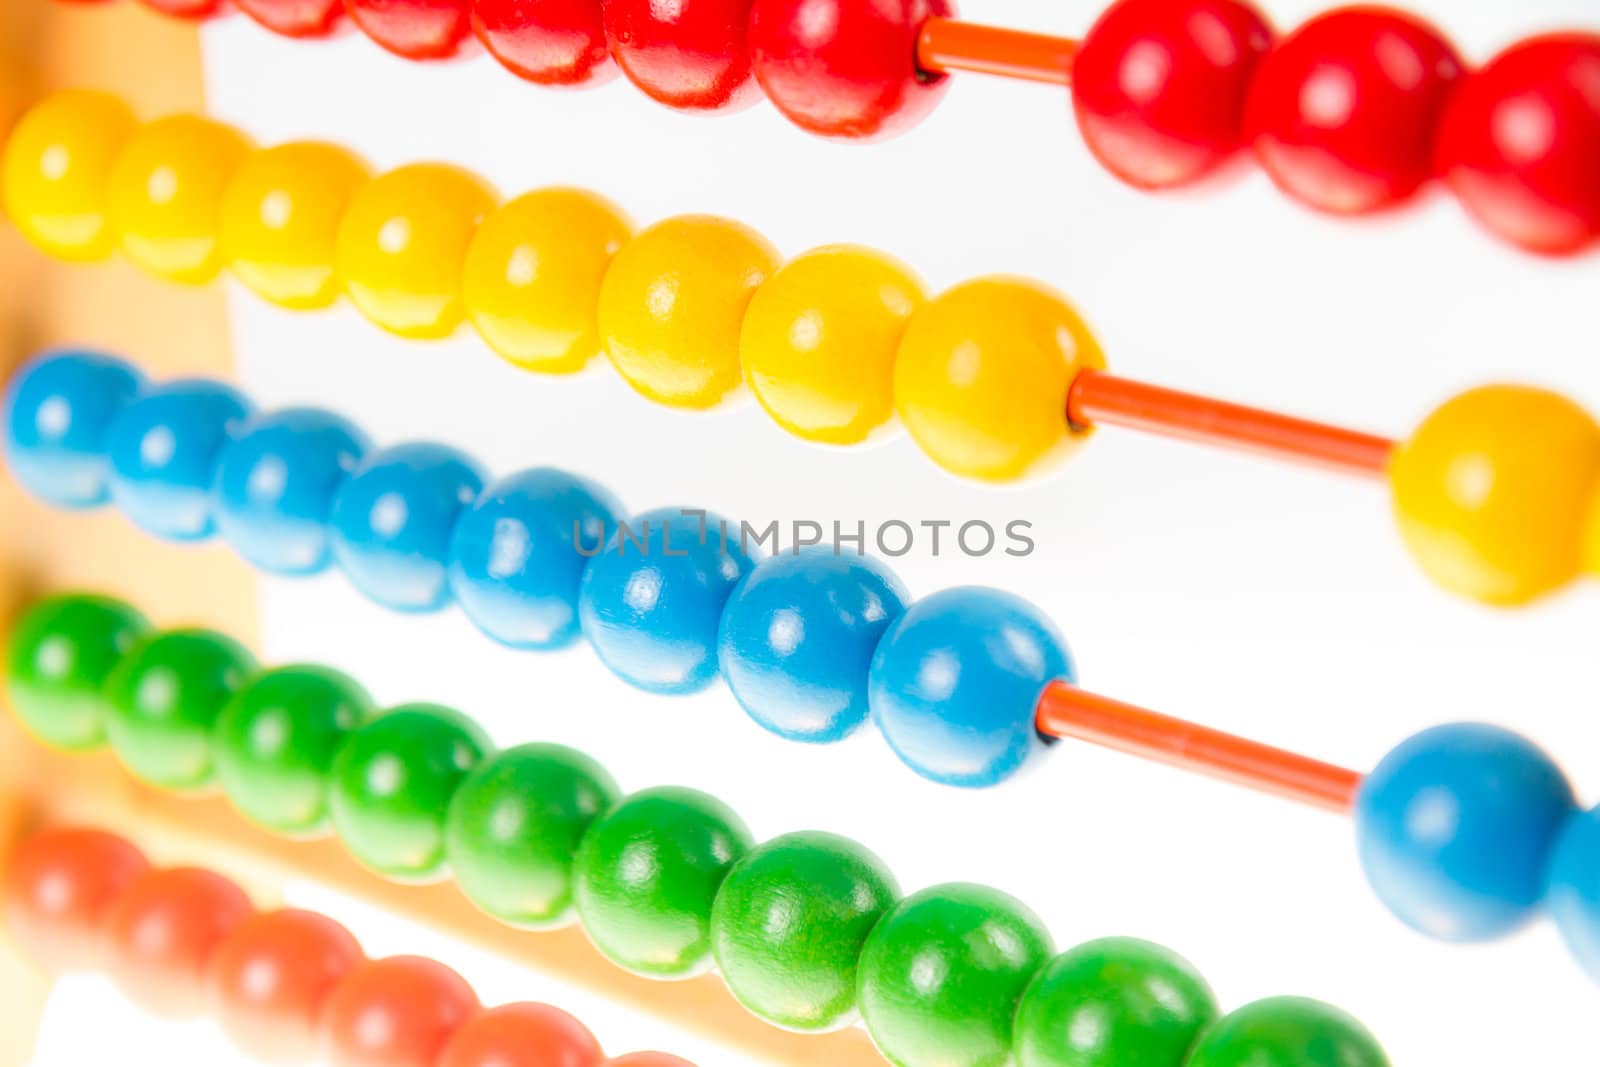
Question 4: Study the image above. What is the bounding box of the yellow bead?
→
[740,244,924,445]
[894,276,1105,482]
[1390,385,1600,606]
[462,188,633,374]
[105,115,254,284]
[2,91,138,262]
[597,214,780,409]
[335,163,499,340]
[220,142,371,311]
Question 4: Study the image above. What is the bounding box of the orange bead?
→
[322,956,481,1067]
[608,1055,697,1067]
[2,828,150,974]
[104,867,256,1018]
[2,91,138,261]
[437,1003,604,1067]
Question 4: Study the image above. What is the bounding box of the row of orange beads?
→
[0,89,1103,484]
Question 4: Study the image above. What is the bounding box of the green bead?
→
[711,830,899,1033]
[103,628,258,791]
[858,883,1055,1067]
[5,594,151,751]
[328,703,492,882]
[1014,938,1218,1067]
[1185,997,1389,1067]
[445,743,620,929]
[213,664,373,837]
[575,785,753,979]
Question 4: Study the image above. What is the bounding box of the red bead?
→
[209,909,365,1065]
[1436,33,1600,255]
[3,828,150,974]
[236,0,345,36]
[104,867,256,1019]
[748,0,953,140]
[472,0,616,85]
[601,0,761,112]
[345,0,474,59]
[139,0,229,16]
[438,1003,605,1067]
[322,956,481,1067]
[1072,0,1274,189]
[1246,6,1464,214]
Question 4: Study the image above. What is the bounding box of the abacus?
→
[0,2,1597,1067]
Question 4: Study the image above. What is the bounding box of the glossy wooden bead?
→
[105,379,255,542]
[575,786,754,978]
[461,188,633,374]
[236,0,346,36]
[322,956,481,1067]
[740,244,923,444]
[1246,9,1462,215]
[1436,34,1600,255]
[1184,997,1388,1067]
[895,277,1103,482]
[1547,805,1600,983]
[1014,938,1218,1067]
[1,90,137,260]
[1389,385,1600,606]
[602,0,761,112]
[472,0,616,85]
[328,703,493,882]
[221,142,372,310]
[345,0,474,59]
[711,831,899,1032]
[858,883,1054,1067]
[335,163,498,339]
[2,350,145,508]
[105,115,254,283]
[103,628,259,792]
[437,1003,605,1067]
[748,0,952,140]
[328,442,488,612]
[597,215,780,409]
[2,828,151,974]
[214,665,374,837]
[1072,0,1273,189]
[104,867,256,1019]
[444,743,620,929]
[5,593,152,751]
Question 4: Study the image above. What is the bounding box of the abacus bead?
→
[329,442,488,612]
[235,0,346,36]
[444,743,620,929]
[5,593,152,751]
[3,828,150,974]
[597,215,780,409]
[1,349,145,508]
[608,1057,695,1067]
[437,1003,605,1067]
[105,379,254,541]
[1388,385,1600,606]
[894,277,1104,483]
[322,956,481,1067]
[220,142,372,310]
[1013,938,1218,1067]
[1436,34,1600,255]
[1184,997,1388,1067]
[328,704,493,882]
[346,0,474,59]
[1245,9,1462,215]
[462,188,633,373]
[1,90,137,260]
[1072,0,1273,189]
[858,883,1055,1067]
[105,867,256,1019]
[717,549,909,743]
[869,586,1073,788]
[472,0,616,85]
[335,164,499,339]
[214,665,374,837]
[711,831,899,1032]
[577,506,758,694]
[1355,723,1576,942]
[748,0,952,140]
[739,244,924,444]
[103,628,259,791]
[105,115,254,283]
[140,0,226,17]
[602,0,761,112]
[575,786,754,978]
[1548,806,1600,982]
[215,408,372,575]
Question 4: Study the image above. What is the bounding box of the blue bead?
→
[329,442,486,613]
[1355,723,1576,943]
[868,587,1072,788]
[447,468,626,651]
[1548,807,1600,982]
[718,549,910,743]
[214,408,371,576]
[2,350,145,508]
[105,379,253,541]
[578,507,758,695]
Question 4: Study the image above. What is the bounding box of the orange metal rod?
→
[916,17,1078,86]
[1035,681,1364,813]
[1068,370,1396,478]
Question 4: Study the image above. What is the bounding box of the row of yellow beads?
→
[0,89,1105,483]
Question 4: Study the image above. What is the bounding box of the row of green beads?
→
[4,594,1389,1067]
